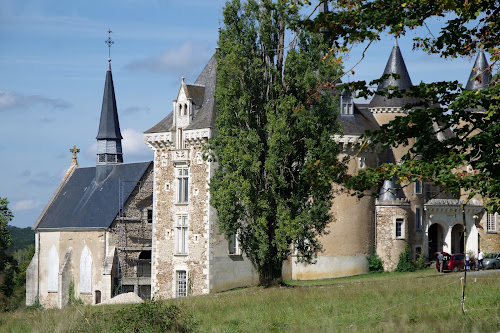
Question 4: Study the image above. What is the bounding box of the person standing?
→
[438,252,444,273]
[478,250,485,270]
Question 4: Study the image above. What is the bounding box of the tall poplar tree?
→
[209,0,344,285]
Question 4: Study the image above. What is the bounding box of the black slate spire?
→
[466,51,491,91]
[369,39,417,108]
[96,31,123,182]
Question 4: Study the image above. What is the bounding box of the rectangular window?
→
[177,271,187,297]
[176,215,188,254]
[415,207,422,231]
[414,180,422,194]
[147,209,153,223]
[395,218,404,239]
[177,168,189,203]
[228,232,241,255]
[487,213,497,233]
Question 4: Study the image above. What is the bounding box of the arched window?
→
[80,246,92,294]
[184,104,188,116]
[178,104,182,116]
[47,245,59,292]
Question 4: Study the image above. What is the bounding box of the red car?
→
[435,252,476,272]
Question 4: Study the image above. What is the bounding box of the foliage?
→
[68,280,83,306]
[6,226,34,252]
[71,301,196,333]
[4,246,35,311]
[291,0,500,213]
[209,0,344,286]
[0,198,15,311]
[366,252,384,273]
[396,244,415,272]
[415,253,426,270]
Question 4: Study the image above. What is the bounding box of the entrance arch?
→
[451,224,464,254]
[428,223,444,260]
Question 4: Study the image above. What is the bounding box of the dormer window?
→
[340,90,353,115]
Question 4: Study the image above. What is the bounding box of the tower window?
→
[415,207,422,231]
[176,215,188,254]
[184,104,188,116]
[395,218,405,239]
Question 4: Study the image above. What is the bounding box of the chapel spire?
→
[369,38,415,108]
[465,51,491,91]
[96,30,123,182]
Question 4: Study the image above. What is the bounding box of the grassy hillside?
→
[7,225,34,252]
[1,268,499,332]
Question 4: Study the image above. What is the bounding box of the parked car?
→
[483,253,500,269]
[435,253,476,272]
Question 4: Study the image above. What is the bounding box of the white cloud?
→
[0,89,72,111]
[124,41,212,76]
[13,200,41,212]
[122,128,153,162]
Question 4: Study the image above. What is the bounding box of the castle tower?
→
[375,178,411,271]
[465,51,491,91]
[96,31,123,183]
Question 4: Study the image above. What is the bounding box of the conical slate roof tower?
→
[96,31,123,182]
[369,39,419,109]
[465,51,491,91]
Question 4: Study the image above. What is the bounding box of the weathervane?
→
[105,29,114,62]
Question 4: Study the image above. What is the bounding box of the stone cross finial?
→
[69,145,80,161]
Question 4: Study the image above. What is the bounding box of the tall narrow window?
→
[177,271,187,297]
[414,180,422,194]
[395,218,404,239]
[228,232,241,255]
[184,104,188,116]
[47,245,59,292]
[415,207,422,231]
[80,246,92,294]
[147,209,153,223]
[177,168,189,203]
[176,215,188,254]
[487,213,497,233]
[178,104,182,116]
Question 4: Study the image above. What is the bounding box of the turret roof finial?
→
[105,29,114,64]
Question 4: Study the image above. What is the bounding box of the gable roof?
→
[35,161,152,230]
[369,40,420,108]
[144,54,217,134]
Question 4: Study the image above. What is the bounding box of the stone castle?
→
[26,37,498,307]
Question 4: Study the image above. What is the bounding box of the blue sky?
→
[0,0,480,228]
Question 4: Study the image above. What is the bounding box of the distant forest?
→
[7,225,34,252]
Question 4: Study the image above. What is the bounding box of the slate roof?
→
[369,40,420,108]
[145,54,217,134]
[465,51,491,90]
[378,178,406,201]
[35,161,152,229]
[339,104,379,135]
[96,63,123,140]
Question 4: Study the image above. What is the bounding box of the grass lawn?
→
[1,268,499,332]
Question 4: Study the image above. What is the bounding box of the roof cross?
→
[69,145,80,161]
[105,29,114,62]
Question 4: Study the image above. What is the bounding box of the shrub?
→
[366,253,384,273]
[396,244,415,272]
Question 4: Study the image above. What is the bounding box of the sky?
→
[0,0,481,228]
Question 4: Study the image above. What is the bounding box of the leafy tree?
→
[292,0,499,213]
[0,198,16,311]
[209,0,344,286]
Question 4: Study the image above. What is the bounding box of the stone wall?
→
[376,203,410,271]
